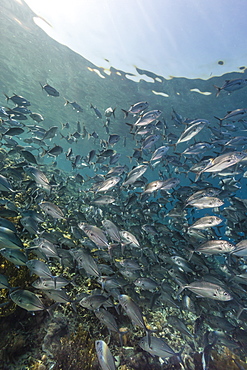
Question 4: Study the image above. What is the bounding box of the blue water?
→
[1,1,247,369]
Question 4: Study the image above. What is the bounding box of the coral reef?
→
[52,324,97,370]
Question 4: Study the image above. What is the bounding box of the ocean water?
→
[1,0,247,369]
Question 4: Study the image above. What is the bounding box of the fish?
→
[134,110,162,127]
[150,145,169,162]
[108,134,120,145]
[20,150,38,164]
[139,335,182,361]
[90,104,102,118]
[167,316,194,338]
[102,219,121,243]
[4,93,31,106]
[122,164,148,186]
[64,100,83,112]
[175,119,209,147]
[42,126,58,140]
[186,196,224,209]
[194,240,236,255]
[92,176,121,192]
[121,101,149,118]
[10,289,45,311]
[39,201,65,219]
[188,216,223,229]
[23,165,50,188]
[41,145,63,157]
[0,248,28,267]
[104,107,116,118]
[178,281,233,301]
[0,174,15,192]
[79,294,109,310]
[26,259,57,281]
[95,340,116,370]
[32,276,70,290]
[0,228,23,249]
[78,223,109,248]
[214,78,247,97]
[30,112,44,122]
[40,83,60,97]
[2,127,25,136]
[118,294,152,339]
[70,248,101,277]
[0,273,12,289]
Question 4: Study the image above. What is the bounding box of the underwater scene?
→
[1,0,247,369]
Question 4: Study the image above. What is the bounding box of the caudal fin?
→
[121,109,128,118]
[213,85,221,97]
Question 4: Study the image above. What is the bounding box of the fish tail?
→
[121,109,128,118]
[64,99,70,106]
[39,82,44,90]
[176,347,185,368]
[195,170,203,182]
[112,107,116,119]
[187,249,195,261]
[4,93,9,101]
[176,284,186,297]
[90,103,94,109]
[214,116,223,126]
[213,85,221,97]
[40,148,47,157]
[118,329,128,347]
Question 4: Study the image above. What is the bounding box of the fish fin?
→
[214,116,223,126]
[213,85,221,97]
[121,109,128,118]
[112,107,116,119]
[176,285,186,297]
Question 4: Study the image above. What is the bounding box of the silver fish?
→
[122,165,148,186]
[214,78,247,97]
[93,195,116,205]
[134,110,162,126]
[10,289,45,311]
[118,294,150,333]
[0,248,28,266]
[186,196,224,209]
[188,216,223,229]
[26,259,56,280]
[119,230,140,248]
[79,223,109,248]
[200,151,247,174]
[178,281,233,301]
[23,165,50,187]
[150,145,169,162]
[93,176,120,192]
[215,108,247,123]
[39,201,65,219]
[139,335,180,360]
[0,228,23,249]
[95,340,116,370]
[102,219,121,243]
[79,294,109,310]
[30,112,44,123]
[122,101,149,117]
[175,119,209,147]
[0,174,14,192]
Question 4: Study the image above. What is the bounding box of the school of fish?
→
[1,78,247,369]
